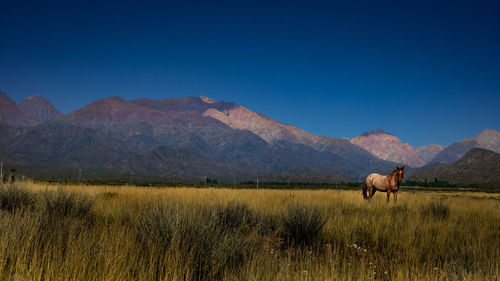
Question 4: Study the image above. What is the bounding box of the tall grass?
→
[279,202,326,247]
[0,180,498,280]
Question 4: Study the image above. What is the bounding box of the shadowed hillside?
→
[430,129,500,164]
[409,148,500,187]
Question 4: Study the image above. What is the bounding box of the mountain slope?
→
[314,137,400,173]
[0,91,27,126]
[267,167,351,184]
[415,144,446,163]
[409,148,500,187]
[62,96,269,162]
[0,125,134,168]
[0,124,355,183]
[202,104,321,145]
[132,96,322,145]
[350,129,425,167]
[0,124,247,181]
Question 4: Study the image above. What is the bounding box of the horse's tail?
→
[362,180,368,200]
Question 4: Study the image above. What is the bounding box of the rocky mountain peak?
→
[351,129,425,167]
[18,95,61,125]
[200,95,216,104]
[360,128,392,137]
[473,129,500,153]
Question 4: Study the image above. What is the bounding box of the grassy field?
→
[0,181,498,281]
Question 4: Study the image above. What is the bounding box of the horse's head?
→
[395,166,404,182]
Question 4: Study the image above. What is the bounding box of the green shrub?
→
[280,202,326,247]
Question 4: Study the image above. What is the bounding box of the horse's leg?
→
[386,190,391,203]
[368,185,373,200]
[370,189,376,200]
[393,191,398,203]
[362,182,368,200]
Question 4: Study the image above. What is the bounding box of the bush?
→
[420,201,450,220]
[41,189,94,218]
[135,200,252,281]
[280,202,327,247]
[257,212,279,236]
[0,183,37,212]
[213,201,256,232]
[175,217,248,280]
[135,201,178,251]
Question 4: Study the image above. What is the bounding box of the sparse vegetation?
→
[0,180,498,280]
[420,200,451,220]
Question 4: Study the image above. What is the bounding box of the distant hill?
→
[409,148,500,187]
[430,129,500,164]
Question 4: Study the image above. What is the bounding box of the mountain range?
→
[0,91,499,185]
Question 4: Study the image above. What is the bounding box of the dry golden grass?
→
[0,180,498,280]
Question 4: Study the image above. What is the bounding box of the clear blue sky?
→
[1,0,499,146]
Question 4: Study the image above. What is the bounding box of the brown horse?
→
[362,167,404,202]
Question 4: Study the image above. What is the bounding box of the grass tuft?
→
[420,200,450,220]
[213,200,256,232]
[279,202,327,247]
[41,188,94,218]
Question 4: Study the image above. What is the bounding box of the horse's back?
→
[365,173,387,190]
[365,173,381,183]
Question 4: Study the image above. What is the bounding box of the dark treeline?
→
[33,178,363,190]
[405,179,457,188]
[11,176,500,190]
